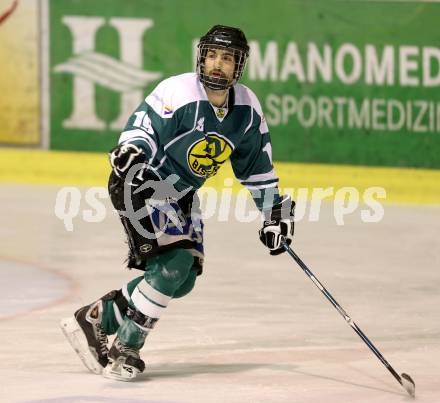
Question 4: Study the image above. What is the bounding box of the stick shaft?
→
[283,244,403,386]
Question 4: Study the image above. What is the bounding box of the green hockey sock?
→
[117,316,148,349]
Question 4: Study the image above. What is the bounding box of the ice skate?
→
[60,300,109,374]
[102,337,145,381]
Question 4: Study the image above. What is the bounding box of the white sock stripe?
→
[137,280,172,307]
[112,302,124,326]
[122,284,130,301]
[135,288,166,308]
[131,288,166,318]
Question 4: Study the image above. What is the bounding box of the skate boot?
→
[103,337,145,381]
[60,300,109,374]
[103,310,155,381]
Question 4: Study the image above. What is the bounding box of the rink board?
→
[0,148,439,205]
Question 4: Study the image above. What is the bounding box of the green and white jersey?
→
[119,72,280,211]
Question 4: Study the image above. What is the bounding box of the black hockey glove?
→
[109,143,146,181]
[259,195,295,255]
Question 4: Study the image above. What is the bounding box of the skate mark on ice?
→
[138,362,288,380]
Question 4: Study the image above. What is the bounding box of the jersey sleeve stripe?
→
[121,137,158,162]
[244,182,279,190]
[238,169,276,183]
[244,107,253,134]
[119,128,156,144]
[241,178,279,187]
[119,129,158,159]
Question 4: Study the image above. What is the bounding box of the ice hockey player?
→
[60,24,295,381]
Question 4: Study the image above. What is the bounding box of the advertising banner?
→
[0,0,40,145]
[47,0,440,168]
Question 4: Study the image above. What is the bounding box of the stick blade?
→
[401,373,415,397]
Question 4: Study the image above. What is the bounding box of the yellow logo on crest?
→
[187,134,233,178]
[216,108,225,119]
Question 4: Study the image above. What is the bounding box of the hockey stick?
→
[281,241,415,397]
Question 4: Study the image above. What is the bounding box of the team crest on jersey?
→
[187,133,233,178]
[216,108,225,119]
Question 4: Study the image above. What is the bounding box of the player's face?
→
[204,48,236,83]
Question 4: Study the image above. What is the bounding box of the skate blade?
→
[60,316,103,375]
[102,361,141,382]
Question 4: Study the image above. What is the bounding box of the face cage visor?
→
[197,44,248,91]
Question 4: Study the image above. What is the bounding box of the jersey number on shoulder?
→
[133,111,154,135]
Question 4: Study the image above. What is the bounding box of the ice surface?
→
[0,184,439,403]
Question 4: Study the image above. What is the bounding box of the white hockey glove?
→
[259,195,295,255]
[109,143,146,181]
